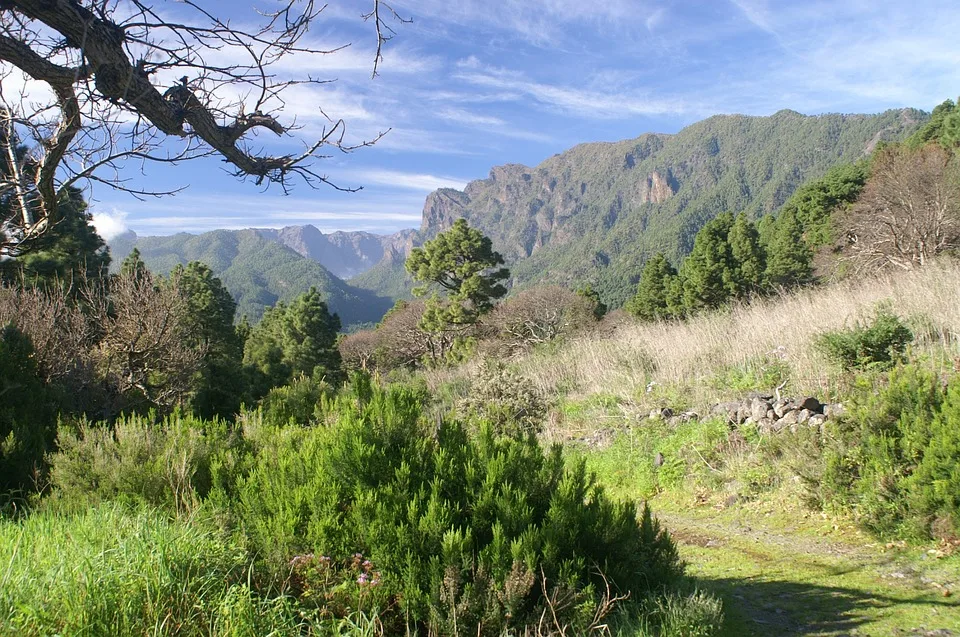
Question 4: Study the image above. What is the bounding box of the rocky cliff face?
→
[400,108,926,304]
[255,225,412,279]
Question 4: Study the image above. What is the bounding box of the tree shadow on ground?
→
[700,575,960,637]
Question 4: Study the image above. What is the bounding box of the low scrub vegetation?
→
[2,375,702,635]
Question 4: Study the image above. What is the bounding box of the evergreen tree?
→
[119,247,148,280]
[777,162,869,249]
[173,261,246,418]
[728,214,766,294]
[243,287,342,396]
[406,219,509,317]
[4,187,110,287]
[679,212,738,312]
[764,208,812,288]
[575,284,607,319]
[625,253,678,321]
[0,324,57,492]
[405,220,509,362]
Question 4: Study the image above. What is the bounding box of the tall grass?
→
[0,504,249,635]
[510,262,960,408]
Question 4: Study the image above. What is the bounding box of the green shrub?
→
[258,374,333,426]
[458,359,547,437]
[815,364,960,539]
[237,374,683,633]
[0,324,58,495]
[50,412,244,514]
[816,306,913,371]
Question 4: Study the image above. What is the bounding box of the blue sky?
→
[90,0,960,240]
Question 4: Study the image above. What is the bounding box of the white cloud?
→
[645,8,667,32]
[349,169,468,191]
[91,209,130,241]
[436,107,505,127]
[729,0,775,34]
[454,64,689,118]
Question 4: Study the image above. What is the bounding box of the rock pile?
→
[647,394,845,433]
[709,394,845,433]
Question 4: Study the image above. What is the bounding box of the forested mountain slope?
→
[354,108,926,305]
[109,229,392,326]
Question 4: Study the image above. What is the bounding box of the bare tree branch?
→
[0,0,403,256]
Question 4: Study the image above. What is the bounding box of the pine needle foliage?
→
[238,373,682,633]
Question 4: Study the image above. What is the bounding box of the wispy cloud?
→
[348,169,469,191]
[436,107,505,127]
[454,61,690,119]
[729,0,775,34]
[645,8,667,32]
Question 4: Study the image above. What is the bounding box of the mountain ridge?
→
[108,228,394,327]
[352,107,928,305]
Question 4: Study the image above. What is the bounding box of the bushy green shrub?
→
[816,364,960,539]
[816,306,913,371]
[237,374,683,634]
[258,374,333,426]
[0,323,58,496]
[50,412,244,514]
[458,359,547,436]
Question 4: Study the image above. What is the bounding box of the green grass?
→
[656,496,960,636]
[1,504,240,635]
[0,504,383,636]
[575,430,960,636]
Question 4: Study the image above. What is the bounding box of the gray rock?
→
[808,414,827,427]
[712,402,742,423]
[796,408,813,424]
[773,399,794,418]
[823,403,846,419]
[751,397,771,421]
[758,417,780,434]
[766,409,776,420]
[776,410,799,427]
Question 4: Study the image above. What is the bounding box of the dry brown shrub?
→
[483,285,597,357]
[842,144,960,272]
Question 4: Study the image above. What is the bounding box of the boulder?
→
[809,414,827,427]
[773,399,794,418]
[758,417,780,434]
[750,397,771,422]
[796,408,813,424]
[823,403,846,419]
[712,402,742,424]
[776,410,799,428]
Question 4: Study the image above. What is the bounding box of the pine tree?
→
[405,220,509,362]
[173,261,246,418]
[764,208,812,288]
[625,253,678,320]
[679,212,738,312]
[243,287,342,396]
[406,219,509,317]
[728,214,766,294]
[119,247,148,281]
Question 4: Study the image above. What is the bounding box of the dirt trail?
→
[657,508,960,636]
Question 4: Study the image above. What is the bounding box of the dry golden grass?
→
[500,261,960,410]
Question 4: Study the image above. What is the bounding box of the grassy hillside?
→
[110,229,393,326]
[357,108,926,306]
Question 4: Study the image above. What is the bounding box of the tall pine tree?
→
[626,253,679,320]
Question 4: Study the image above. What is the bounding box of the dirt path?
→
[656,506,960,636]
